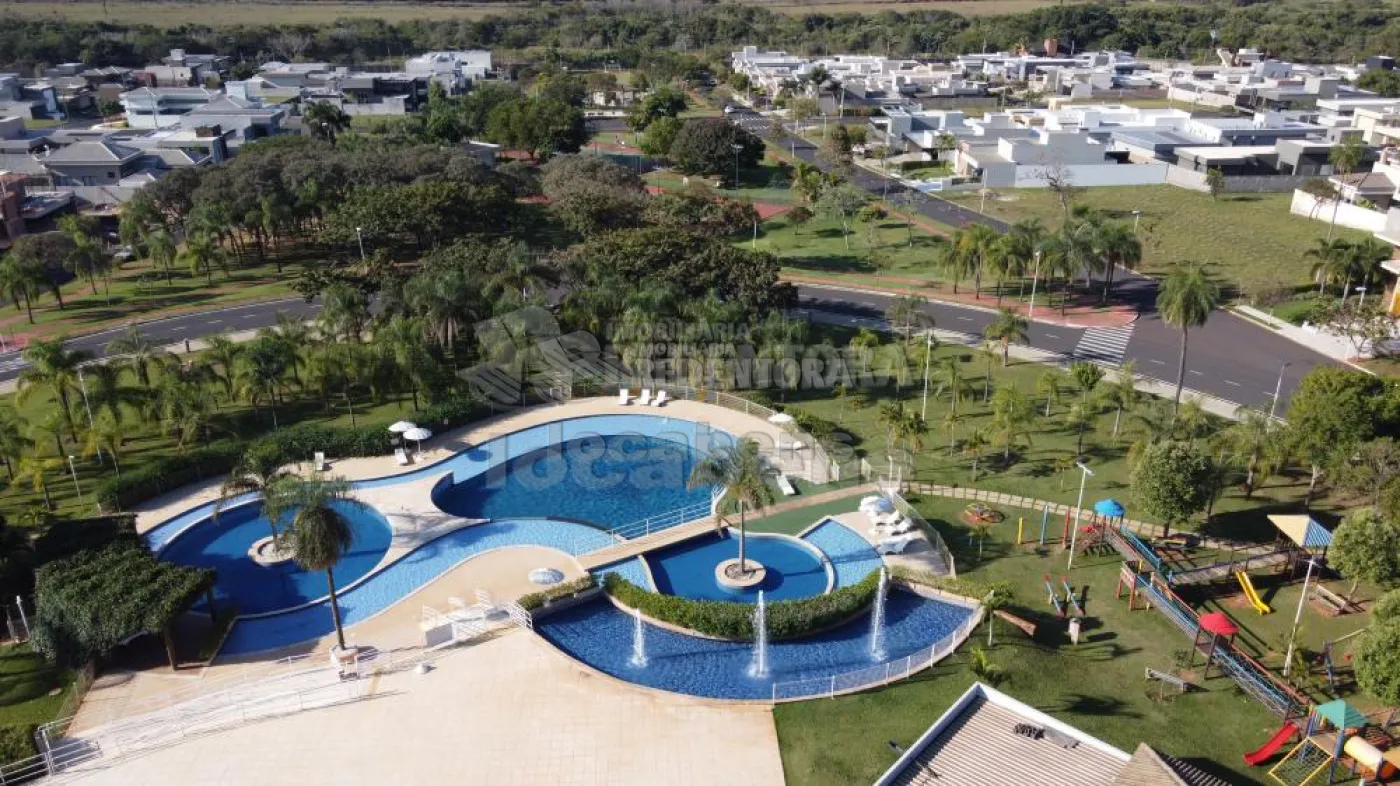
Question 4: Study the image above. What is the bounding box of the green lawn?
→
[774,494,1329,786]
[644,161,798,205]
[754,212,947,281]
[0,643,73,728]
[940,186,1371,298]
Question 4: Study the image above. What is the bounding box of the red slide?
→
[1243,722,1299,766]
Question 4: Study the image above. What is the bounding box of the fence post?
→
[829,675,836,698]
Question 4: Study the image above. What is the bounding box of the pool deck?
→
[830,511,951,575]
[61,631,786,786]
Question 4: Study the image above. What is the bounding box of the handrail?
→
[597,496,717,544]
[878,482,956,578]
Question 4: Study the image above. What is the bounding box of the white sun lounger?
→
[314,451,327,472]
[395,447,412,466]
[876,535,917,555]
[777,473,797,496]
[618,388,632,405]
[639,388,653,406]
[652,390,668,407]
[868,509,902,527]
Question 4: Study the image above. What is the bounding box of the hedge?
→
[889,567,1005,603]
[518,574,596,611]
[93,442,245,512]
[603,570,880,641]
[0,724,36,763]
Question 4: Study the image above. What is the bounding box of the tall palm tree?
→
[260,313,312,386]
[145,228,178,285]
[937,230,975,295]
[935,356,964,415]
[1003,218,1047,299]
[1063,401,1095,457]
[17,337,91,443]
[1305,238,1351,295]
[374,314,433,409]
[687,439,775,575]
[221,444,297,541]
[1326,138,1366,241]
[963,428,989,480]
[962,224,1000,299]
[1224,407,1278,499]
[1036,370,1061,417]
[941,410,962,453]
[847,328,881,369]
[82,412,125,476]
[1094,221,1142,304]
[989,385,1033,461]
[0,258,40,324]
[303,101,352,145]
[0,407,31,479]
[1342,237,1390,298]
[14,455,59,510]
[80,361,143,426]
[319,284,372,345]
[1069,360,1104,405]
[877,400,907,450]
[285,475,357,651]
[237,338,292,427]
[155,366,215,450]
[106,327,171,389]
[203,333,243,403]
[986,234,1025,306]
[402,270,478,352]
[983,308,1029,367]
[484,242,556,303]
[1157,261,1221,413]
[1102,360,1140,438]
[180,231,230,284]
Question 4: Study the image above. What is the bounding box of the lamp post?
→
[1268,361,1292,421]
[920,330,934,420]
[1283,556,1317,677]
[1131,209,1142,234]
[76,368,95,430]
[1028,249,1043,319]
[355,226,366,261]
[1357,286,1368,309]
[732,143,743,188]
[1067,461,1095,569]
[66,455,82,502]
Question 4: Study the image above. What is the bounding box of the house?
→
[39,140,146,186]
[120,87,221,129]
[140,49,230,87]
[178,94,287,145]
[875,683,1228,786]
[405,51,492,94]
[1333,170,1398,211]
[955,128,1167,188]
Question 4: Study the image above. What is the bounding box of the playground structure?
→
[1236,570,1274,615]
[1265,700,1400,785]
[1044,574,1083,618]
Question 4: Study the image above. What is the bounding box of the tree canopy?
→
[1329,508,1400,590]
[668,119,764,182]
[1130,440,1214,533]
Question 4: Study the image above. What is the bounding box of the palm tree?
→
[260,313,311,386]
[848,328,881,369]
[1094,221,1142,304]
[1224,407,1278,499]
[237,338,292,427]
[13,455,59,510]
[968,646,1004,684]
[303,100,352,145]
[1342,237,1390,299]
[1064,402,1095,457]
[82,412,125,476]
[962,224,1000,299]
[935,356,964,415]
[1305,238,1351,296]
[0,407,31,479]
[1156,261,1221,413]
[80,362,143,426]
[687,439,776,575]
[285,475,358,651]
[180,231,230,284]
[1326,138,1366,241]
[484,242,556,303]
[1102,360,1140,438]
[941,410,962,453]
[990,385,1033,462]
[885,295,930,341]
[203,333,243,403]
[220,444,297,541]
[0,258,41,323]
[374,314,433,409]
[145,228,177,285]
[1036,370,1061,417]
[155,366,215,450]
[402,270,478,352]
[937,230,975,295]
[986,234,1025,306]
[963,427,989,480]
[877,400,906,450]
[1069,360,1104,405]
[17,337,91,443]
[106,326,171,389]
[319,284,372,345]
[982,588,1012,646]
[983,308,1029,367]
[976,340,998,401]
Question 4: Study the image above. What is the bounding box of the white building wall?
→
[1012,162,1168,187]
[1290,190,1390,232]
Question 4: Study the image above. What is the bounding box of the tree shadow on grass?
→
[1048,692,1143,719]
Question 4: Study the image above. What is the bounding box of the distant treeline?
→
[1,2,1398,75]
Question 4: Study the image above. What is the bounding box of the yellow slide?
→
[1236,571,1273,615]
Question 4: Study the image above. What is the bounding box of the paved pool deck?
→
[60,632,785,786]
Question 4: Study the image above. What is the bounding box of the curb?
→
[788,279,1140,330]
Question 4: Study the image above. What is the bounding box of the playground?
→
[776,492,1398,785]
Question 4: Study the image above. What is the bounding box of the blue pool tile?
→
[800,519,884,589]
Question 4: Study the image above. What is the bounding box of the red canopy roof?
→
[1199,612,1238,637]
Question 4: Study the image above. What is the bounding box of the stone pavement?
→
[59,632,785,786]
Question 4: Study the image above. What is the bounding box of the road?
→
[725,105,1339,413]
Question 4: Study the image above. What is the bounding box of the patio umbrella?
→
[1093,499,1126,518]
[767,412,795,425]
[403,427,433,455]
[388,421,417,434]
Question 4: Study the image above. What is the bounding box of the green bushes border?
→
[518,574,597,611]
[0,724,36,763]
[603,570,880,641]
[889,567,1004,603]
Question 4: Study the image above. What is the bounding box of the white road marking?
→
[1148,359,1166,365]
[1224,380,1241,386]
[241,314,258,319]
[1043,333,1060,339]
[167,326,185,332]
[1188,370,1204,376]
[956,316,973,321]
[205,320,222,325]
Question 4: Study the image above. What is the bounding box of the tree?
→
[1130,441,1214,536]
[486,97,587,160]
[1205,167,1226,200]
[1063,401,1096,457]
[1356,621,1400,707]
[179,231,229,284]
[1102,361,1140,438]
[1223,407,1278,498]
[285,475,359,652]
[687,439,775,575]
[1358,68,1400,97]
[788,97,818,132]
[816,183,867,250]
[220,443,297,542]
[82,412,125,476]
[14,455,59,510]
[885,295,930,340]
[1326,137,1368,241]
[1317,298,1395,359]
[1069,360,1104,405]
[982,584,1014,646]
[625,85,687,131]
[106,326,170,390]
[639,115,683,158]
[983,308,1028,367]
[1305,237,1352,295]
[1094,220,1142,304]
[668,119,763,184]
[9,232,75,310]
[990,385,1033,462]
[968,646,1004,685]
[0,407,30,480]
[963,427,989,480]
[1284,368,1384,504]
[1036,370,1061,417]
[786,205,813,235]
[0,257,42,323]
[16,337,91,443]
[817,123,853,175]
[1156,261,1220,413]
[1330,508,1400,594]
[303,101,351,145]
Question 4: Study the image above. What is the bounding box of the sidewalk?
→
[1233,304,1369,365]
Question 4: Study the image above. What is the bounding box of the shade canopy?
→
[403,427,433,442]
[1198,612,1238,637]
[768,412,795,424]
[388,421,417,434]
[1267,515,1334,551]
[1093,499,1126,517]
[1315,699,1367,730]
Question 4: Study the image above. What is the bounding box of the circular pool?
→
[159,499,393,615]
[646,532,830,602]
[432,434,712,530]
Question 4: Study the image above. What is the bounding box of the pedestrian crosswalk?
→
[1073,325,1134,366]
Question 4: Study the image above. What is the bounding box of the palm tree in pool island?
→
[687,439,775,576]
[287,475,357,651]
[1156,261,1221,414]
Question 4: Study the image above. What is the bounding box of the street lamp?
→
[1131,209,1142,234]
[1283,556,1317,677]
[1066,461,1095,570]
[355,226,366,261]
[731,143,743,188]
[920,330,934,420]
[1028,249,1043,319]
[76,368,95,430]
[66,455,82,502]
[1357,286,1368,309]
[1268,361,1292,421]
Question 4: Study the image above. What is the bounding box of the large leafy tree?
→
[1156,261,1220,413]
[625,85,687,130]
[1356,621,1400,706]
[1284,368,1389,504]
[1330,509,1400,595]
[668,119,763,183]
[1130,440,1214,536]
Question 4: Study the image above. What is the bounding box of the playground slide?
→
[1236,571,1273,615]
[1244,722,1299,766]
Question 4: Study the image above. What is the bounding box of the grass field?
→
[0,642,73,728]
[940,186,1371,298]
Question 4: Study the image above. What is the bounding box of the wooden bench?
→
[994,610,1038,638]
[1145,667,1189,695]
[1310,584,1355,616]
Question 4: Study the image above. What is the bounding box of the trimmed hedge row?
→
[603,570,880,641]
[518,574,597,611]
[889,568,1009,604]
[94,397,495,512]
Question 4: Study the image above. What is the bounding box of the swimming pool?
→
[159,500,392,616]
[432,434,713,530]
[645,532,830,602]
[536,589,974,700]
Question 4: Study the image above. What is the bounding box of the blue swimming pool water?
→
[645,532,829,601]
[432,434,713,530]
[159,500,392,615]
[536,590,973,700]
[799,519,884,589]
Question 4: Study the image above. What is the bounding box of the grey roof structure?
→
[42,140,141,164]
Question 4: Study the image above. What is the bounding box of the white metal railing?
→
[504,601,533,631]
[770,610,979,701]
[597,496,717,544]
[878,483,956,578]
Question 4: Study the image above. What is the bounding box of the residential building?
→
[178,94,287,145]
[405,51,492,94]
[120,87,221,129]
[139,49,230,87]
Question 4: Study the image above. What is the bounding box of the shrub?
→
[253,423,395,461]
[0,725,36,762]
[414,397,492,431]
[889,568,1003,602]
[1356,619,1400,706]
[603,570,879,640]
[1374,589,1400,624]
[518,574,597,611]
[93,442,245,512]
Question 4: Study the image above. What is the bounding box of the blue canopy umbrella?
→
[1094,499,1126,518]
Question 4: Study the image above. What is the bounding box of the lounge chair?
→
[868,509,902,527]
[876,535,917,555]
[652,390,668,407]
[776,473,797,496]
[639,388,653,406]
[618,388,632,405]
[395,447,412,466]
[314,451,328,472]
